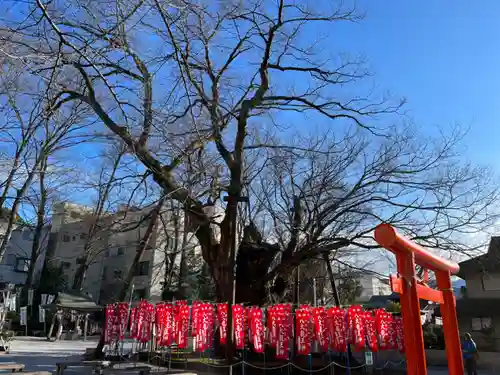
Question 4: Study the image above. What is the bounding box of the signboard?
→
[20,306,27,326]
[41,294,55,305]
[28,289,34,306]
[9,295,16,311]
[39,306,45,323]
[365,351,373,366]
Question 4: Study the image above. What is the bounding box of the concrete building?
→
[452,236,500,351]
[45,201,198,304]
[356,273,392,302]
[0,226,50,285]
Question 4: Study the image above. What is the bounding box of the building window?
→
[135,261,149,276]
[102,266,108,280]
[61,261,71,270]
[117,247,125,256]
[113,269,122,279]
[472,317,492,331]
[70,211,82,219]
[80,233,86,240]
[62,235,70,242]
[15,258,30,272]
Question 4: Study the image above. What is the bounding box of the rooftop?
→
[458,236,500,278]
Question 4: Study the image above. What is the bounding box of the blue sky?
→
[338,1,500,167]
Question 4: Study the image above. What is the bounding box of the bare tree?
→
[3,0,389,301]
[70,144,127,291]
[234,127,499,304]
[1,0,498,311]
[20,153,49,303]
[0,59,40,210]
[0,92,89,262]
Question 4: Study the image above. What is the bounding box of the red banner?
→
[117,302,129,341]
[275,312,290,359]
[155,303,164,347]
[348,305,365,351]
[144,301,155,343]
[327,307,347,352]
[217,303,228,344]
[386,313,397,350]
[173,300,187,345]
[176,305,190,348]
[105,300,408,358]
[129,308,137,339]
[233,305,245,350]
[248,307,264,353]
[162,303,174,346]
[135,301,144,342]
[364,311,378,352]
[104,305,115,344]
[296,308,312,355]
[192,301,201,336]
[267,306,277,347]
[375,309,392,350]
[312,307,328,352]
[195,303,213,352]
[393,316,404,352]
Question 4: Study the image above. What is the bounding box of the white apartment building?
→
[46,201,199,304]
[0,225,50,286]
[355,273,392,301]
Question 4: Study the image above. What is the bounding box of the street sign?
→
[38,306,45,323]
[20,306,27,326]
[28,289,34,306]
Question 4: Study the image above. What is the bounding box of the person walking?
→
[462,333,478,375]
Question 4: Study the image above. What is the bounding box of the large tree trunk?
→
[21,156,48,304]
[176,218,189,298]
[233,223,280,305]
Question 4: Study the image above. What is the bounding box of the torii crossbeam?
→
[374,224,462,375]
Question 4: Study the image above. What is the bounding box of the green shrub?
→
[423,323,445,349]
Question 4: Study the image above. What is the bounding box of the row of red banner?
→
[104,301,404,357]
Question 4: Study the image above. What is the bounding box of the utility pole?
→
[323,252,341,307]
[313,277,317,307]
[223,193,248,375]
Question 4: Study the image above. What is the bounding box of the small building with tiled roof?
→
[450,236,500,351]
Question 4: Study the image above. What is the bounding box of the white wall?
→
[0,226,50,285]
[357,275,392,301]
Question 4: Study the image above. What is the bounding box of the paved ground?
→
[1,337,498,375]
[428,368,495,375]
[4,337,97,375]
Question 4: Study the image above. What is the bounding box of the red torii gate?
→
[374,224,463,375]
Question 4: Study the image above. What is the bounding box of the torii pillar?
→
[374,224,463,375]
